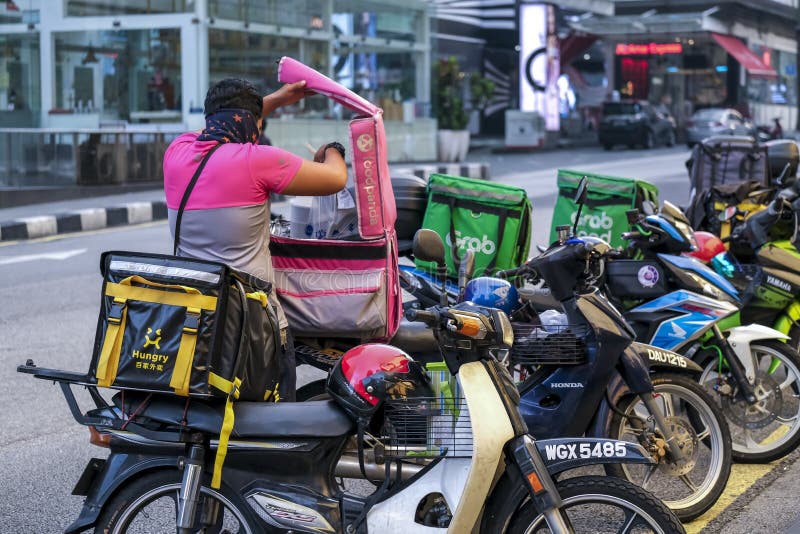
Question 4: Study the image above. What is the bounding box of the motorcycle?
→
[757,117,784,142]
[605,202,800,463]
[301,181,733,522]
[16,230,685,534]
[492,201,731,522]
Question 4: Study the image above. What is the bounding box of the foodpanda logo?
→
[571,211,613,242]
[445,231,496,255]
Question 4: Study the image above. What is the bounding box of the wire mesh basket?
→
[510,323,589,366]
[382,396,472,459]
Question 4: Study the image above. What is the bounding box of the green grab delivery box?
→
[416,173,532,278]
[550,170,659,249]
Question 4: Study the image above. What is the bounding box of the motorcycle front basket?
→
[381,396,472,459]
[510,323,589,366]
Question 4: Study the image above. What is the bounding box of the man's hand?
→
[262,81,310,117]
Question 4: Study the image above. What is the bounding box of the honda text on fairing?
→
[614,202,800,463]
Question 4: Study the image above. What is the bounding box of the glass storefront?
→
[0,34,40,127]
[53,28,182,122]
[0,0,432,159]
[209,0,327,29]
[65,0,192,16]
[748,46,797,107]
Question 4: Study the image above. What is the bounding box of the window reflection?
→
[0,34,40,127]
[54,29,181,122]
[209,0,326,29]
[66,0,192,16]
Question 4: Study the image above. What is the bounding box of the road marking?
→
[685,425,788,533]
[0,248,87,266]
[684,463,774,533]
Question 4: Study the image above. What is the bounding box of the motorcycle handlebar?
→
[405,308,438,326]
[497,266,525,279]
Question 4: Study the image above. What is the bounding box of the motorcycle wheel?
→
[494,475,684,533]
[93,470,257,534]
[605,373,732,522]
[699,339,800,463]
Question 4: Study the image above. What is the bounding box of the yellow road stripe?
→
[685,425,788,533]
[684,463,774,534]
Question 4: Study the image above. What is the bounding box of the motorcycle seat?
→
[112,392,354,438]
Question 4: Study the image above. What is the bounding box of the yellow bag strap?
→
[120,275,202,295]
[105,283,217,311]
[169,306,202,396]
[211,376,240,489]
[96,297,128,387]
[245,290,269,307]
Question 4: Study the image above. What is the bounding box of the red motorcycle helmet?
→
[689,231,726,262]
[326,344,434,422]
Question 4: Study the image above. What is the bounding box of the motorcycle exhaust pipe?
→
[334,452,424,481]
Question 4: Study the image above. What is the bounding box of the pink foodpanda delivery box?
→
[269,57,401,341]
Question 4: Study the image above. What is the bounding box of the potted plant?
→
[435,57,469,162]
[469,72,496,148]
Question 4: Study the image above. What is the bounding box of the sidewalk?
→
[0,161,490,241]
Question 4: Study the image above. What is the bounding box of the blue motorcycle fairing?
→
[646,215,686,243]
[657,253,740,300]
[629,289,738,351]
[519,291,634,438]
[399,265,459,294]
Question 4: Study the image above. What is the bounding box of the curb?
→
[399,162,490,181]
[0,200,168,241]
[0,162,492,242]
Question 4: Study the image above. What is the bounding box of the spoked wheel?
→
[94,470,256,534]
[504,476,684,534]
[700,340,800,462]
[606,373,731,522]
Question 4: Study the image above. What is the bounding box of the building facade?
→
[0,0,434,161]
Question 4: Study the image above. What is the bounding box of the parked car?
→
[686,108,756,147]
[599,101,677,150]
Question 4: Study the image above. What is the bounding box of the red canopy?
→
[712,33,777,78]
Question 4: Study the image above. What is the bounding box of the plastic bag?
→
[539,309,568,333]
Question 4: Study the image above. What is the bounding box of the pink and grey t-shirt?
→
[163,133,303,325]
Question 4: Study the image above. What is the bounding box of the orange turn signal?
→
[457,316,486,339]
[526,471,545,493]
[88,426,111,448]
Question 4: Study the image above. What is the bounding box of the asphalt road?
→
[1,145,798,533]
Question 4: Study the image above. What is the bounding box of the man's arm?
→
[281,147,347,196]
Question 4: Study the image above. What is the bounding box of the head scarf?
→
[197,108,260,144]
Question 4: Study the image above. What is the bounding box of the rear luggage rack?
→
[17,360,201,443]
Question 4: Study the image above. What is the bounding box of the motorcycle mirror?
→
[458,250,476,300]
[641,200,657,216]
[776,162,792,187]
[718,206,738,222]
[572,176,589,237]
[573,177,589,204]
[413,229,446,267]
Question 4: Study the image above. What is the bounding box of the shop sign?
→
[519,3,560,131]
[615,43,683,56]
